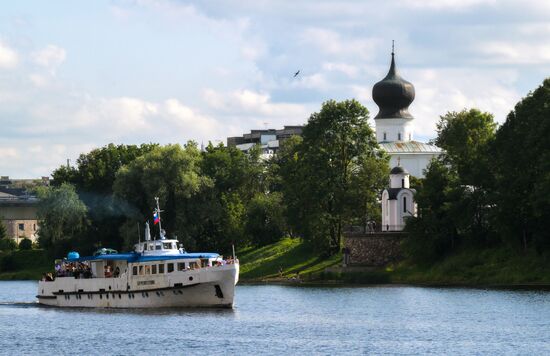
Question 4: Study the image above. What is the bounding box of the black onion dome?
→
[390,165,409,175]
[372,52,415,120]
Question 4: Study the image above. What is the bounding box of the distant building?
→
[372,51,443,177]
[227,125,303,159]
[381,164,417,231]
[0,176,47,244]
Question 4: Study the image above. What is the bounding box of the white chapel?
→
[372,50,442,177]
[381,162,417,231]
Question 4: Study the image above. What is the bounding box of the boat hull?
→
[37,264,239,308]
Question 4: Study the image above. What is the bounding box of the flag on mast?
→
[153,211,160,225]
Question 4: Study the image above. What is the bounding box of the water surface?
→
[1,281,549,355]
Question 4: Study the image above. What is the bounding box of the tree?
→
[435,109,497,244]
[403,159,461,263]
[280,99,388,253]
[245,192,287,246]
[36,183,89,256]
[492,78,550,251]
[50,143,159,252]
[403,109,498,263]
[188,143,265,251]
[435,109,496,186]
[113,143,212,250]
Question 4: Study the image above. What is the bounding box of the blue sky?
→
[1,0,549,177]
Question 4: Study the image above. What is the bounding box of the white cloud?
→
[404,68,521,139]
[478,41,550,64]
[0,147,18,159]
[322,62,359,77]
[32,45,66,68]
[203,88,309,118]
[401,0,496,9]
[0,41,18,69]
[301,28,379,60]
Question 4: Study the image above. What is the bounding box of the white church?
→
[372,50,442,178]
[373,50,442,231]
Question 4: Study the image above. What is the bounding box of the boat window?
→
[155,244,162,250]
[158,264,165,274]
[189,261,198,269]
[152,265,157,274]
[149,244,153,250]
[132,266,138,275]
[167,263,174,273]
[143,244,148,251]
[163,243,171,250]
[139,266,144,275]
[201,259,209,267]
[177,262,185,271]
[145,265,151,275]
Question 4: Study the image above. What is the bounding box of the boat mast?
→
[155,196,163,239]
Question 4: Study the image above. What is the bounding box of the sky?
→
[0,0,549,178]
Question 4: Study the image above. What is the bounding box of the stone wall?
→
[344,232,405,266]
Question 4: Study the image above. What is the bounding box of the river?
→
[0,281,549,355]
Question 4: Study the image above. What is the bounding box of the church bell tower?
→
[372,45,416,142]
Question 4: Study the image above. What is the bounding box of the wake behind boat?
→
[37,198,239,308]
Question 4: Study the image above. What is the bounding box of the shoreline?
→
[3,272,550,291]
[238,279,550,290]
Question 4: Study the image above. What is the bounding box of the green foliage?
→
[0,249,51,279]
[0,222,7,240]
[392,246,550,285]
[278,99,388,253]
[405,108,497,264]
[491,78,550,251]
[404,159,461,263]
[245,192,287,246]
[36,183,89,256]
[114,143,212,249]
[435,109,496,185]
[0,238,17,252]
[50,143,159,253]
[18,238,33,250]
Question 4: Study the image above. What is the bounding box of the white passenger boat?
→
[37,199,239,308]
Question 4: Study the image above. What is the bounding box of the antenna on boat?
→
[137,222,141,245]
[145,221,151,241]
[232,244,236,261]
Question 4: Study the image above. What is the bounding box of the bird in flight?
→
[293,70,300,78]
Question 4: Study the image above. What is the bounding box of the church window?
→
[403,197,407,213]
[402,179,404,188]
[383,132,387,140]
[398,132,401,140]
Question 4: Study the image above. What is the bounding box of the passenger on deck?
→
[104,265,112,278]
[114,266,120,278]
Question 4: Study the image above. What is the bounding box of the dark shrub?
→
[0,238,17,252]
[19,238,33,250]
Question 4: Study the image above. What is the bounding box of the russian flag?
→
[153,212,160,225]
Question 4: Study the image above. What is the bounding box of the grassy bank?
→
[238,238,550,286]
[390,247,550,286]
[238,237,341,281]
[0,249,51,280]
